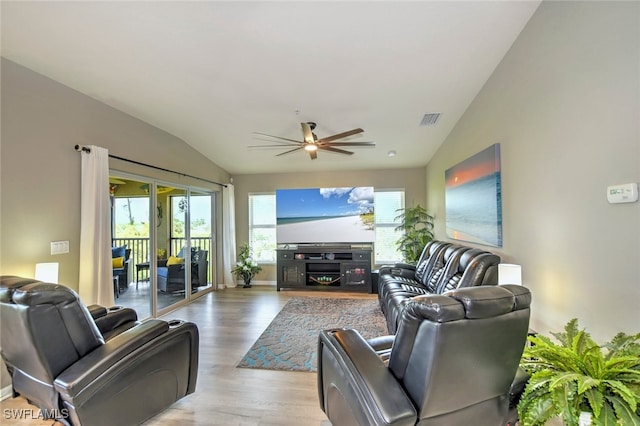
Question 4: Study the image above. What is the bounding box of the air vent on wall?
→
[420,113,441,126]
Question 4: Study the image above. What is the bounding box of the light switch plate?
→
[50,240,69,255]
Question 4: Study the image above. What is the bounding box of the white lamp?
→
[498,263,522,286]
[35,262,59,283]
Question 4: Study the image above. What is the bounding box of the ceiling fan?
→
[250,122,375,160]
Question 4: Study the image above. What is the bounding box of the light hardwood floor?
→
[1,286,379,425]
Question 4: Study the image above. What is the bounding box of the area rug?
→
[237,297,388,373]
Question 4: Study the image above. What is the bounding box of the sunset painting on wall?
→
[445,144,502,247]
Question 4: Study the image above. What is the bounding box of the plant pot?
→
[243,277,252,288]
[578,412,591,426]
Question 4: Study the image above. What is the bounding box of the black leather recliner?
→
[381,246,500,334]
[377,240,452,307]
[318,284,531,426]
[0,275,199,426]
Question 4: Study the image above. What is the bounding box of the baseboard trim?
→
[1,384,13,401]
[234,280,276,287]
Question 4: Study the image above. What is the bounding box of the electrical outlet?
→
[50,241,69,255]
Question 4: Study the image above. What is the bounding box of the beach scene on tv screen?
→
[276,187,374,244]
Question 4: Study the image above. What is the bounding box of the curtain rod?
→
[74,144,227,187]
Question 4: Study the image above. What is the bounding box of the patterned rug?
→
[237,297,388,373]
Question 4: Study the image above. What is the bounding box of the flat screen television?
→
[276,187,375,244]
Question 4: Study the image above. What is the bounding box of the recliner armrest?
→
[54,319,198,425]
[378,263,417,276]
[318,329,416,426]
[87,304,138,340]
[54,320,170,393]
[95,307,139,340]
[367,334,395,364]
[87,304,107,319]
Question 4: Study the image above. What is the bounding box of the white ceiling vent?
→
[420,113,441,126]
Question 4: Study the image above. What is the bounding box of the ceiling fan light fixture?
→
[251,122,370,160]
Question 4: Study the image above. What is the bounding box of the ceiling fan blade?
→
[317,128,364,143]
[276,147,304,156]
[319,142,376,147]
[318,146,354,155]
[252,132,302,145]
[248,144,303,148]
[301,122,315,143]
[309,150,318,160]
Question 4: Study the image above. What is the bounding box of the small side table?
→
[136,260,168,289]
[136,262,150,288]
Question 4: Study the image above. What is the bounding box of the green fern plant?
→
[518,319,640,426]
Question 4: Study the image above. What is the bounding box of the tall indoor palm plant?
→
[394,205,434,263]
[518,319,640,426]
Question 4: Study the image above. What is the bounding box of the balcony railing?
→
[112,237,212,277]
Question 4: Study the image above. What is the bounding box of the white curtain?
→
[222,184,237,288]
[78,146,114,306]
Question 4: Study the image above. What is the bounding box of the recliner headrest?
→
[446,286,515,319]
[428,241,446,254]
[6,280,105,356]
[0,276,40,303]
[406,285,531,322]
[12,282,81,306]
[442,245,465,259]
[458,249,489,269]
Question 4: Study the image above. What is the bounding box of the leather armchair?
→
[318,284,531,426]
[0,275,199,426]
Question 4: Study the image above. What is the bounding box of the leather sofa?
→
[0,275,199,426]
[318,284,531,426]
[378,240,501,333]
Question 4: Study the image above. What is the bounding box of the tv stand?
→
[276,244,372,293]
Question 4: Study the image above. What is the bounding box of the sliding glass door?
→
[110,173,217,318]
[188,189,214,295]
[110,176,153,318]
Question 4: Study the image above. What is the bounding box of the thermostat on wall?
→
[607,183,638,204]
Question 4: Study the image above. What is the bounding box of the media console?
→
[276,244,373,293]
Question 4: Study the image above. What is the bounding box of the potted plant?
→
[394,204,435,263]
[518,318,640,426]
[232,243,262,288]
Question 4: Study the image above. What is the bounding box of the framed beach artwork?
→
[445,144,502,247]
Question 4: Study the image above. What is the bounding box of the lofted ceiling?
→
[1,1,540,175]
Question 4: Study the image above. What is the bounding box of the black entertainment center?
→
[276,244,373,293]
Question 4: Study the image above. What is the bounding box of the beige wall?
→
[0,59,230,391]
[426,1,639,341]
[232,167,427,281]
[0,58,230,289]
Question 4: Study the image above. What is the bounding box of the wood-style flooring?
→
[0,286,378,425]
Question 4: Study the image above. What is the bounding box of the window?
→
[374,190,405,264]
[249,193,277,263]
[248,190,405,265]
[112,197,150,238]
